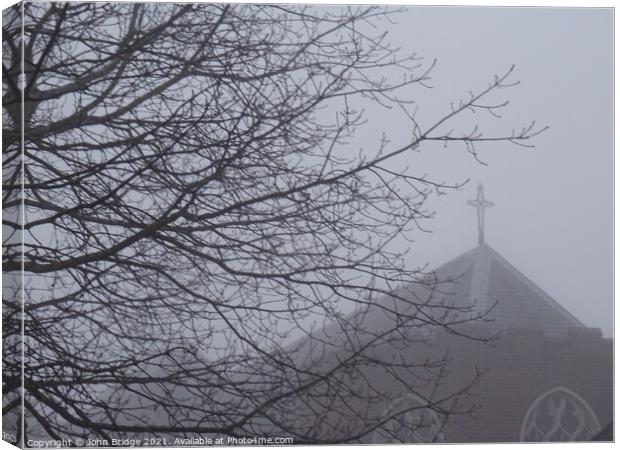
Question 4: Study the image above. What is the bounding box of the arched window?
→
[520,386,601,441]
[373,393,444,443]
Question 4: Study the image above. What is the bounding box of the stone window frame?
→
[519,386,602,442]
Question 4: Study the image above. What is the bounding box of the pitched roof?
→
[426,242,584,335]
[336,242,584,344]
[287,241,586,369]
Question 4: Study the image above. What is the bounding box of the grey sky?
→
[349,6,613,336]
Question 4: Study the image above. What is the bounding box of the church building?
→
[293,184,613,444]
[370,184,613,442]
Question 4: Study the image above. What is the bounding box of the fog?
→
[347,6,613,337]
[4,4,612,444]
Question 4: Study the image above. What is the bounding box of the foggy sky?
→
[357,6,613,336]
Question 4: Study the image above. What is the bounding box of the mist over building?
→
[2,3,612,446]
[273,184,613,443]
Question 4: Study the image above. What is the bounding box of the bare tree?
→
[3,2,544,445]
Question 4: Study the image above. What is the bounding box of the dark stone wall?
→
[430,326,613,442]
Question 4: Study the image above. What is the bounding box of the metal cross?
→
[467,183,494,245]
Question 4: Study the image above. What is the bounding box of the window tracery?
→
[520,387,601,441]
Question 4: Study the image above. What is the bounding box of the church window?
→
[519,387,601,441]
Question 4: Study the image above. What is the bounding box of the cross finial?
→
[467,183,494,245]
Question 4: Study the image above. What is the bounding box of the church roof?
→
[428,242,584,335]
[289,240,585,369]
[323,241,586,350]
[432,183,585,335]
[289,185,589,363]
